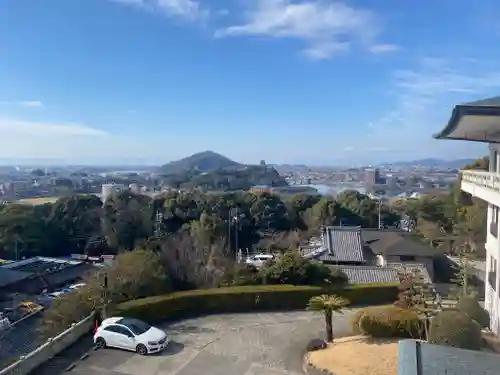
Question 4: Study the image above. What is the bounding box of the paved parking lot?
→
[36,310,354,375]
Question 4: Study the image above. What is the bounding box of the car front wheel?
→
[136,344,148,355]
[95,337,106,349]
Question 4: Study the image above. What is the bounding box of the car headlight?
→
[147,341,157,345]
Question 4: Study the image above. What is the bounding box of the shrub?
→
[358,306,424,339]
[340,283,399,305]
[455,294,490,328]
[350,308,370,335]
[218,264,262,287]
[115,283,399,323]
[428,309,482,351]
[306,338,327,352]
[258,251,348,286]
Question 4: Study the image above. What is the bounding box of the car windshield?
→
[118,318,151,335]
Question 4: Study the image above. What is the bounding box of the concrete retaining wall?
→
[0,314,94,375]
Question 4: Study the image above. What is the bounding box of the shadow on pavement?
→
[168,325,216,334]
[152,341,185,356]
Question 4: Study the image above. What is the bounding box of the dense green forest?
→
[0,156,489,265]
[160,165,287,190]
[0,189,397,260]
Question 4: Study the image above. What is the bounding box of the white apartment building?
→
[101,183,127,203]
[435,96,500,334]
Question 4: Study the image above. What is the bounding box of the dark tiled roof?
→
[42,263,93,287]
[389,262,432,284]
[361,229,436,257]
[399,339,500,375]
[321,227,364,263]
[335,265,399,285]
[0,268,32,287]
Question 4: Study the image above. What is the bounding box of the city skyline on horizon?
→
[1,0,499,165]
[0,153,480,168]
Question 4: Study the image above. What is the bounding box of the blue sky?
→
[2,0,500,166]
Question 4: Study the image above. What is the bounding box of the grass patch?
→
[17,197,61,205]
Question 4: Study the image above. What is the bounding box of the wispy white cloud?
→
[0,100,43,108]
[367,147,388,152]
[0,118,115,162]
[111,0,208,21]
[0,118,107,137]
[365,57,500,159]
[368,43,399,54]
[215,0,396,59]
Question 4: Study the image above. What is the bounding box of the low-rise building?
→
[361,229,436,280]
[0,256,93,297]
[311,226,435,285]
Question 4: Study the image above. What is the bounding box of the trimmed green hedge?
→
[114,283,398,323]
[358,305,424,339]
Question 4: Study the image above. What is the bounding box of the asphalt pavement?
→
[34,310,356,375]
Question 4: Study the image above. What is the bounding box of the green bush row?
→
[358,305,424,339]
[115,283,399,323]
[428,309,482,351]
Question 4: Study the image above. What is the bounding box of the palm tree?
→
[307,294,349,342]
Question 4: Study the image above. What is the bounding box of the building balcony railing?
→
[460,170,500,192]
[461,170,500,191]
[460,170,500,202]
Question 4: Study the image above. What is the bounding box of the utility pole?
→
[234,207,239,255]
[14,237,18,261]
[378,199,382,230]
[228,208,231,254]
[154,209,163,238]
[101,272,108,319]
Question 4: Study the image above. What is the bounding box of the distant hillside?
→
[159,151,242,173]
[161,165,287,191]
[379,158,477,169]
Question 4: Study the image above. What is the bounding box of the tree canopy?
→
[0,188,403,261]
[0,157,489,263]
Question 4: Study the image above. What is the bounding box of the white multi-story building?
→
[435,96,500,334]
[101,183,126,202]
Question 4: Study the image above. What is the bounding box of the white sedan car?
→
[245,254,275,268]
[94,317,169,355]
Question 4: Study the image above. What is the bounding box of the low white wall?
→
[0,313,94,375]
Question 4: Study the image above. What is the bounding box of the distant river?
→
[297,184,367,196]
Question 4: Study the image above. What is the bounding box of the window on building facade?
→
[489,255,497,291]
[491,204,499,238]
[400,255,416,262]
